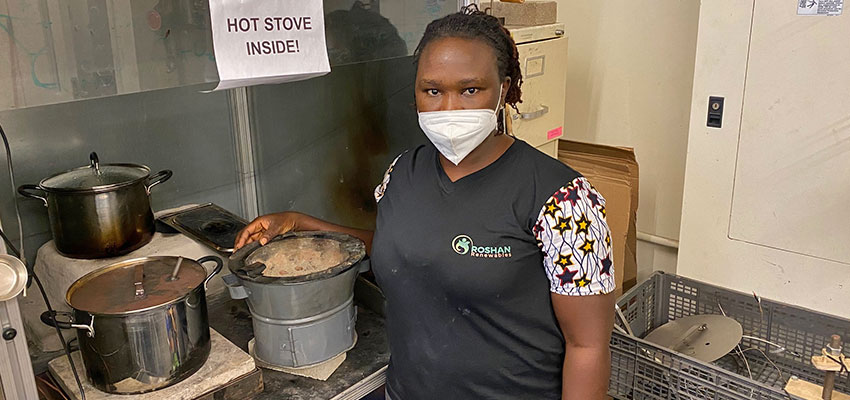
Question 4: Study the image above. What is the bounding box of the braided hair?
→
[414,5,524,112]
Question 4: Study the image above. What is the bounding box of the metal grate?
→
[610,272,850,400]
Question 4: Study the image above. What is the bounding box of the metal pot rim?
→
[38,163,152,194]
[233,261,360,287]
[65,256,214,315]
[67,285,205,316]
[228,231,366,284]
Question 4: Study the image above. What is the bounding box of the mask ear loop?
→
[495,84,506,135]
[499,106,509,136]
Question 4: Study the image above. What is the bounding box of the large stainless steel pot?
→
[41,255,221,394]
[225,231,368,367]
[18,152,171,259]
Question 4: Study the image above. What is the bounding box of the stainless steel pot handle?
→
[358,259,371,273]
[221,274,249,300]
[145,170,173,194]
[40,310,95,337]
[17,185,48,207]
[196,255,223,291]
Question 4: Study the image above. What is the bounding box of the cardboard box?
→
[557,140,639,296]
[489,1,557,27]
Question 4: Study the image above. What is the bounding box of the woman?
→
[236,7,615,400]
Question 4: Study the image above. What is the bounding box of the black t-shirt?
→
[371,140,615,400]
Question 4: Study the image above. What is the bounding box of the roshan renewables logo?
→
[451,234,512,259]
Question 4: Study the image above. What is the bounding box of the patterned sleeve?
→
[533,176,616,296]
[374,153,405,203]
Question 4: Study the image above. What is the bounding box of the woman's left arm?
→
[552,292,615,400]
[532,176,617,399]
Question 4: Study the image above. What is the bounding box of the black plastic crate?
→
[610,272,850,400]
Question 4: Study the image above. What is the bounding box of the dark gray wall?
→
[249,55,425,230]
[0,55,426,263]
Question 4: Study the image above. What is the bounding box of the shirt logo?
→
[452,235,473,255]
[451,234,512,259]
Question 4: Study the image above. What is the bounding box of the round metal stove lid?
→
[67,256,207,314]
[229,231,365,283]
[644,314,743,362]
[0,255,27,301]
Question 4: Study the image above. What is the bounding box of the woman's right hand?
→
[234,212,302,250]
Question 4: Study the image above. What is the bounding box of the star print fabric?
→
[534,177,615,296]
[375,153,405,203]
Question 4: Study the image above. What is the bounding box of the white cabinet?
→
[507,23,568,157]
[678,1,850,317]
[534,139,558,157]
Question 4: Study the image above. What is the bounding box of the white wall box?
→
[678,1,850,318]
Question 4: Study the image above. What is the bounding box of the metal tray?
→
[158,203,247,253]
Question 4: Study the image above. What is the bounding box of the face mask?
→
[418,86,503,165]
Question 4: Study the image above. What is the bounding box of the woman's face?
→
[415,37,506,113]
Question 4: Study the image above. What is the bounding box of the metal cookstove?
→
[164,205,366,373]
[225,232,366,370]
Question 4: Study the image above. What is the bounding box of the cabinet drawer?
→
[510,36,567,147]
[534,139,558,158]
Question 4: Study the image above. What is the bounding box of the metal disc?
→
[644,314,743,362]
[0,255,27,301]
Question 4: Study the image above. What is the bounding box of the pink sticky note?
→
[547,127,563,140]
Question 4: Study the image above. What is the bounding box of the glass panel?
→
[0,0,456,110]
[249,55,427,229]
[325,0,457,65]
[0,0,219,110]
[0,83,239,262]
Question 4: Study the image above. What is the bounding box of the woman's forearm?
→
[561,344,611,400]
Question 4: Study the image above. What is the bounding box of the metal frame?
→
[228,87,260,221]
[0,297,39,400]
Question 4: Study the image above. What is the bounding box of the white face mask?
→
[418,86,503,165]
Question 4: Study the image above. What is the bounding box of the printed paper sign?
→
[798,0,844,16]
[547,127,563,140]
[209,0,331,91]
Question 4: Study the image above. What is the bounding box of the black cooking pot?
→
[18,152,171,258]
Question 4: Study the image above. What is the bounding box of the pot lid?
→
[644,314,743,362]
[67,256,208,314]
[0,255,27,301]
[40,152,150,192]
[229,231,365,283]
